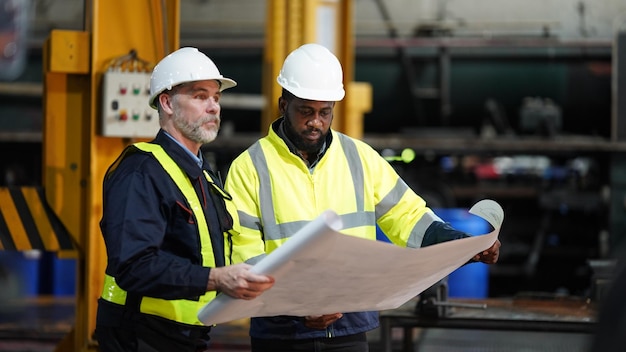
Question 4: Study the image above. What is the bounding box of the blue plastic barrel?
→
[52,257,76,296]
[433,208,490,298]
[0,250,41,296]
[39,252,76,296]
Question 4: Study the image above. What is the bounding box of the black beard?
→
[283,113,326,155]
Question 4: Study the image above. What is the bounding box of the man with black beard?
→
[95,47,274,352]
[225,43,500,352]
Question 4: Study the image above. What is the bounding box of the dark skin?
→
[278,94,501,329]
[279,94,334,164]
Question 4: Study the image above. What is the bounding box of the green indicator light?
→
[384,148,415,164]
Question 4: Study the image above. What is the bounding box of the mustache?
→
[303,128,321,135]
[199,115,220,124]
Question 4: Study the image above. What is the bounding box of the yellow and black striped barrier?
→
[0,187,76,256]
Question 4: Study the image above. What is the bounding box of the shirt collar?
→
[152,130,207,179]
[162,130,204,169]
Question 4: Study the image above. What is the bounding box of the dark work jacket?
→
[96,130,231,335]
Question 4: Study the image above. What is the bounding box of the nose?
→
[307,114,323,128]
[207,97,220,113]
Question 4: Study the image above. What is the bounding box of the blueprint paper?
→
[198,199,503,326]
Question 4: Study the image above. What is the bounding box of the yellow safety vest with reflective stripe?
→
[100,142,238,326]
[225,125,441,256]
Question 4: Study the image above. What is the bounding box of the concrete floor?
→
[0,296,595,352]
[411,328,592,352]
[0,296,253,352]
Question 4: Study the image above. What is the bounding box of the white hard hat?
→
[149,47,237,109]
[277,43,345,102]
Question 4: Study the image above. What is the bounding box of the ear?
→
[157,93,175,115]
[278,96,287,114]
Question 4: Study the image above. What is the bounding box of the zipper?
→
[326,324,334,338]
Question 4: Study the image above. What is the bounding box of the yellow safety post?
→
[43,1,179,351]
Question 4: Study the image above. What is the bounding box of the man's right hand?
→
[208,263,275,300]
[303,313,344,329]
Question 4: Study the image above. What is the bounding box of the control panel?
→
[101,70,157,138]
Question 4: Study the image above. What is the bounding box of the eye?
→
[297,108,314,116]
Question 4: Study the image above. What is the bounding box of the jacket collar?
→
[271,117,333,161]
[151,129,206,179]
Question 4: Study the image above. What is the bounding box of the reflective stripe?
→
[373,176,442,248]
[238,211,375,241]
[407,211,443,248]
[101,274,126,304]
[340,211,375,229]
[248,142,280,238]
[100,142,217,326]
[375,178,411,217]
[336,134,365,212]
[245,253,266,265]
[237,210,260,231]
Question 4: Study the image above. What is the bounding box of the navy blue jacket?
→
[97,130,230,324]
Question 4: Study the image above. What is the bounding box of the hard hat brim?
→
[217,77,237,91]
[280,83,345,102]
[149,77,237,109]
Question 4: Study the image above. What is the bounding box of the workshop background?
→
[0,0,625,351]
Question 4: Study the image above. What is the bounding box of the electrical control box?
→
[101,70,157,138]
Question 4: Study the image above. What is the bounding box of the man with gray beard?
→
[95,47,274,352]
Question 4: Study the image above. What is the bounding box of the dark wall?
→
[356,49,612,137]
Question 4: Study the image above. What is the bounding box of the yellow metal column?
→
[262,0,371,138]
[262,0,317,131]
[43,29,91,352]
[43,1,179,351]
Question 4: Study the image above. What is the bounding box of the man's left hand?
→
[473,239,501,264]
